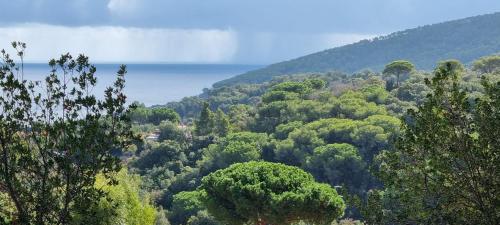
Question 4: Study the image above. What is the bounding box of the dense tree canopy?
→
[3,40,497,225]
[170,191,205,225]
[153,57,497,224]
[198,132,270,174]
[472,55,500,74]
[130,104,180,125]
[306,144,370,195]
[199,161,345,225]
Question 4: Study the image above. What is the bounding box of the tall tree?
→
[378,60,499,224]
[0,42,135,224]
[213,109,230,137]
[383,60,415,88]
[194,102,215,136]
[199,161,345,225]
[472,55,500,74]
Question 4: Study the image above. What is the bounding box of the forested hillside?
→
[215,12,500,87]
[124,56,498,224]
[1,41,499,225]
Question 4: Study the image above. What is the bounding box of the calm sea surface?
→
[21,64,262,106]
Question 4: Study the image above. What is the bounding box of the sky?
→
[0,0,499,64]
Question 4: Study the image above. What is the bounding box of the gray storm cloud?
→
[0,24,375,64]
[0,0,498,63]
[0,24,238,63]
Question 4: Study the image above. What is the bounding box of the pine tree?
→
[194,102,215,136]
[214,109,230,137]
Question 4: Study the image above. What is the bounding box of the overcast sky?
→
[0,0,499,64]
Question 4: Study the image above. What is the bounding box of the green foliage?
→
[0,43,135,224]
[272,81,313,95]
[363,115,400,134]
[289,100,331,122]
[306,144,369,195]
[194,102,215,136]
[126,55,499,225]
[150,107,181,125]
[132,142,187,174]
[141,165,176,192]
[124,54,500,224]
[199,132,269,174]
[349,189,389,225]
[436,59,465,75]
[227,104,256,132]
[361,85,390,104]
[472,54,500,74]
[186,210,220,225]
[302,117,393,162]
[332,91,388,119]
[167,96,205,119]
[158,121,188,143]
[74,169,157,225]
[130,105,180,125]
[256,79,356,132]
[383,60,415,74]
[161,167,203,207]
[0,192,15,224]
[383,60,415,87]
[170,191,205,225]
[200,161,345,225]
[213,109,230,137]
[394,73,430,103]
[274,121,303,140]
[377,61,500,224]
[1,41,447,225]
[262,90,300,103]
[305,78,327,90]
[167,84,265,120]
[275,128,324,166]
[155,210,171,225]
[256,101,290,132]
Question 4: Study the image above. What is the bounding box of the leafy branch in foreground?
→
[376,61,499,224]
[0,42,136,224]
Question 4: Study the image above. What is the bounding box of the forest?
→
[215,12,500,87]
[0,42,499,225]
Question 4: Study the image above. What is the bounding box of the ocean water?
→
[20,63,262,106]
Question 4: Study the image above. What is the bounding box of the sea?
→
[20,63,262,106]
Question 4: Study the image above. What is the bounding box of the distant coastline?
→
[20,63,264,106]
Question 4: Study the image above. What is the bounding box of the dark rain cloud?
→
[0,0,499,63]
[1,0,499,33]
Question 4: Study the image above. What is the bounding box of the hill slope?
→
[215,12,500,87]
